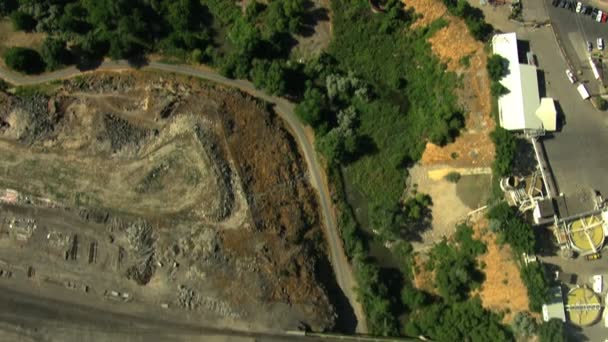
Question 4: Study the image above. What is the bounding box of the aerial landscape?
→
[0,0,607,341]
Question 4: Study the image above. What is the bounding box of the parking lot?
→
[538,0,608,214]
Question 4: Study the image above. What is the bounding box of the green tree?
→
[0,0,17,16]
[295,86,328,127]
[405,298,511,341]
[401,285,428,310]
[4,47,45,74]
[490,81,509,97]
[538,319,565,342]
[487,54,509,81]
[487,202,535,254]
[490,127,517,177]
[250,59,287,95]
[520,263,549,312]
[512,312,538,338]
[41,37,71,70]
[10,10,36,31]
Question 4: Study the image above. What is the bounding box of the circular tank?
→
[569,215,605,253]
[567,287,602,326]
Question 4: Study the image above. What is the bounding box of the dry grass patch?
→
[473,217,534,324]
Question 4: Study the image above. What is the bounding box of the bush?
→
[10,11,36,31]
[486,202,535,254]
[490,81,509,97]
[487,55,509,81]
[405,297,511,341]
[592,96,608,111]
[444,171,461,183]
[295,86,328,127]
[512,312,537,337]
[4,47,45,74]
[538,319,565,342]
[490,127,517,178]
[520,263,549,312]
[250,59,287,95]
[41,37,72,70]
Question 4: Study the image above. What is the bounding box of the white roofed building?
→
[492,33,555,132]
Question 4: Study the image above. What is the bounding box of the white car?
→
[598,37,604,50]
[576,1,582,13]
[597,10,603,22]
[566,69,577,83]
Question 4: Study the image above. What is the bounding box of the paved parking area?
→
[529,0,608,214]
[544,0,607,94]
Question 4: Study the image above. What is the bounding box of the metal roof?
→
[492,33,542,131]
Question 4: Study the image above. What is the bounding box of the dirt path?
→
[0,61,368,333]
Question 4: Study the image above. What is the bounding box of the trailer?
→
[577,84,590,100]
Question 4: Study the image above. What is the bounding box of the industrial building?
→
[492,33,557,132]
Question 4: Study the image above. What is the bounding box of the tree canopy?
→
[487,54,510,81]
[4,47,44,74]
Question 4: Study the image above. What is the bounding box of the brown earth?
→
[0,71,335,331]
[404,0,495,168]
[472,216,533,324]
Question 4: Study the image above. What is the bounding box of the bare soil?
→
[0,71,335,331]
[472,216,534,324]
[291,0,333,61]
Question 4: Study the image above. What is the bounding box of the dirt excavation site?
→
[0,72,336,333]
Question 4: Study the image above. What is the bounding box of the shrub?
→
[592,96,608,111]
[41,37,72,70]
[444,171,461,183]
[4,47,45,74]
[10,11,36,31]
[487,55,509,81]
[490,81,509,97]
[520,263,549,312]
[490,127,517,178]
[486,202,535,254]
[538,319,565,342]
[512,312,537,337]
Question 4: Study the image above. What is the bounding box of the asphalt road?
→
[534,0,608,214]
[0,61,367,334]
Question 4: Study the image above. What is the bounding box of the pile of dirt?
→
[0,72,336,331]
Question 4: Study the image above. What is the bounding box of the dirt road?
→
[0,61,367,333]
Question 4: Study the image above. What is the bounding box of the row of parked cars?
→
[552,0,608,22]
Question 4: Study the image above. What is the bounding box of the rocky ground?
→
[0,72,335,332]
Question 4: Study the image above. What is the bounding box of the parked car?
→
[588,40,593,51]
[567,1,575,10]
[584,6,593,15]
[598,37,604,50]
[602,11,608,22]
[566,69,577,83]
[576,1,583,12]
[586,252,601,261]
[597,10,603,22]
[581,4,588,13]
[552,0,560,6]
[559,0,567,8]
[591,7,599,18]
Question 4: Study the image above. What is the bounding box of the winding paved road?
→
[0,61,367,333]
